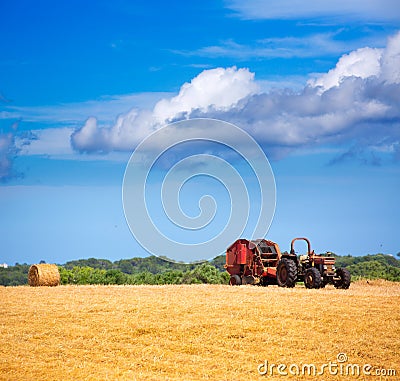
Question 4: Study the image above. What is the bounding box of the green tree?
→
[0,264,29,286]
[104,269,127,285]
[182,263,227,284]
[209,255,225,271]
[131,271,156,285]
[59,267,73,285]
[158,270,184,285]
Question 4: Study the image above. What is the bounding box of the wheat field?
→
[1,281,399,381]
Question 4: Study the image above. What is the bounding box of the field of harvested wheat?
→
[1,281,399,381]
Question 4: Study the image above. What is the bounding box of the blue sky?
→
[1,0,399,264]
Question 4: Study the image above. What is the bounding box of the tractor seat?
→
[299,255,308,263]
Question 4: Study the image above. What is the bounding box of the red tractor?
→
[225,237,350,289]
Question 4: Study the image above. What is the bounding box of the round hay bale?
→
[28,264,60,287]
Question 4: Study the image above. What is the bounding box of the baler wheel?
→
[276,258,297,288]
[304,268,322,289]
[229,274,242,286]
[333,268,351,289]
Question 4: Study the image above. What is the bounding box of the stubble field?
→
[1,281,399,381]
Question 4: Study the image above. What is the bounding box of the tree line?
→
[58,263,228,285]
[1,253,399,286]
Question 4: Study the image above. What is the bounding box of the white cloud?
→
[0,92,169,161]
[381,32,400,84]
[177,33,354,60]
[153,67,258,121]
[225,0,400,22]
[309,31,400,91]
[16,128,75,156]
[13,126,130,162]
[71,67,259,152]
[308,47,383,92]
[69,31,400,164]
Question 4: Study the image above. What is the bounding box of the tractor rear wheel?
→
[276,258,297,288]
[334,268,351,289]
[304,268,322,289]
[229,274,242,286]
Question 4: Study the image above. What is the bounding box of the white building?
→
[0,263,8,268]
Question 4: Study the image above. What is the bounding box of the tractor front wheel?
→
[304,268,322,289]
[229,274,242,286]
[334,268,351,289]
[277,258,297,288]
